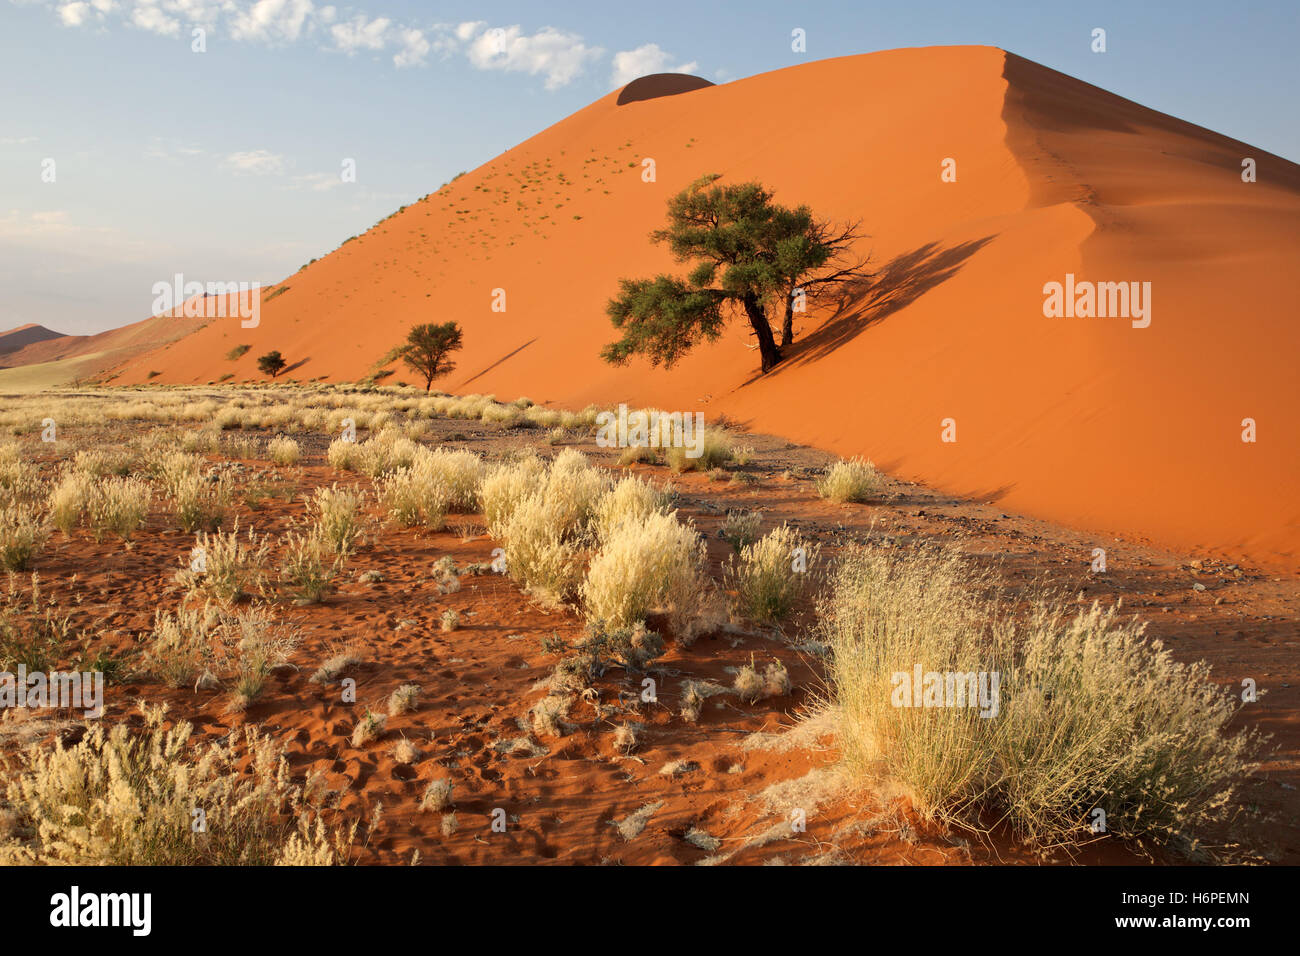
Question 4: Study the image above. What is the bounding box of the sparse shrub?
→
[593,476,671,542]
[420,778,453,812]
[679,681,705,723]
[357,432,420,478]
[582,621,665,670]
[733,659,765,703]
[214,406,244,431]
[327,438,362,471]
[440,608,460,632]
[388,683,421,716]
[0,574,70,672]
[0,505,48,571]
[720,508,762,554]
[177,524,271,606]
[499,494,585,608]
[821,542,1262,853]
[425,447,481,511]
[309,650,361,685]
[726,524,818,623]
[71,448,134,478]
[267,435,301,465]
[392,738,421,764]
[376,458,449,530]
[223,606,300,712]
[815,457,880,503]
[308,485,365,554]
[47,471,94,534]
[763,659,791,697]
[278,528,345,603]
[617,444,661,466]
[666,428,733,473]
[351,709,387,747]
[530,694,572,737]
[144,603,220,687]
[480,403,522,426]
[86,476,152,542]
[581,509,705,633]
[223,434,261,459]
[166,469,234,533]
[613,724,639,754]
[0,703,353,865]
[479,454,547,537]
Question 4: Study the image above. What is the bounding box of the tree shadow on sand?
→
[750,235,996,383]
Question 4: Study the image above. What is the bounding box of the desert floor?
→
[1,388,1295,865]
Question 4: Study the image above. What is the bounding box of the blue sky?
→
[2,0,1297,335]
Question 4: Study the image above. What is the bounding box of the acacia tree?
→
[775,218,872,347]
[401,321,463,391]
[257,350,286,379]
[601,175,870,374]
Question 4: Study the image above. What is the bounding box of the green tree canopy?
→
[601,175,869,373]
[257,350,286,379]
[401,321,463,391]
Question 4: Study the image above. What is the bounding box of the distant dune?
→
[102,46,1300,565]
[0,311,210,391]
[0,323,66,358]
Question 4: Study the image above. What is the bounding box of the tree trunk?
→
[742,294,782,373]
[780,291,795,348]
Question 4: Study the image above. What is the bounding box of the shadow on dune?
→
[753,235,996,382]
[458,337,538,389]
[616,73,715,106]
[284,357,311,374]
[1002,51,1300,193]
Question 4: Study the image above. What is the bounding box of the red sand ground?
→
[104,46,1299,568]
[6,418,1292,864]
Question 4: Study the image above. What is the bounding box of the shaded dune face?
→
[109,46,1300,566]
[616,73,716,105]
[0,324,66,357]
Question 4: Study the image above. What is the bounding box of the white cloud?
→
[462,24,602,90]
[392,27,429,68]
[224,149,286,175]
[228,0,315,44]
[36,3,662,91]
[610,43,699,87]
[454,20,483,42]
[129,2,182,37]
[330,13,389,53]
[56,1,90,26]
[289,171,344,192]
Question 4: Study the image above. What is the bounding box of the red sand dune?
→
[110,46,1300,567]
[0,323,67,357]
[3,312,210,371]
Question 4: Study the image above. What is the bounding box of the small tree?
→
[601,175,870,374]
[401,322,463,391]
[257,351,286,379]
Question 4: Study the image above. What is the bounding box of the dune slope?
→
[109,46,1300,565]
